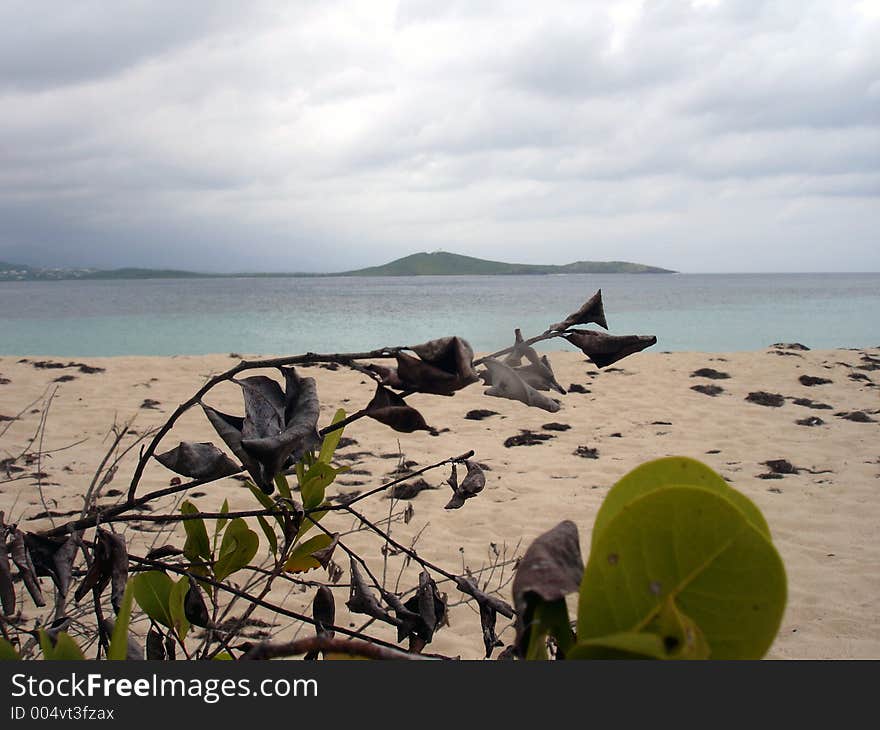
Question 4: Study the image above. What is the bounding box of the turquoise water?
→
[0,273,878,356]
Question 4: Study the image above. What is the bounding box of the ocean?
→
[0,273,878,357]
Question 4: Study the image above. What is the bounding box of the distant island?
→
[0,252,674,281]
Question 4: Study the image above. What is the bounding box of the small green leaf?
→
[284,533,334,573]
[257,515,278,556]
[214,518,259,581]
[0,637,19,660]
[132,571,174,628]
[300,462,338,510]
[169,576,191,641]
[318,409,347,464]
[247,482,284,529]
[40,631,85,660]
[108,581,135,660]
[213,651,234,660]
[296,509,328,542]
[274,473,292,500]
[216,499,230,535]
[181,501,211,561]
[592,456,770,549]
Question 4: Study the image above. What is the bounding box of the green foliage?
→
[283,533,334,573]
[214,518,259,582]
[180,500,211,561]
[108,581,134,660]
[132,571,174,628]
[39,631,85,660]
[523,457,787,660]
[168,577,191,641]
[0,637,20,660]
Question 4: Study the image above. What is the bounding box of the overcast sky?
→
[1,1,877,273]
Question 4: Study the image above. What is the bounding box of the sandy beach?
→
[1,345,878,660]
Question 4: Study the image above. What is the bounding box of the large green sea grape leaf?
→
[591,456,770,549]
[578,485,786,660]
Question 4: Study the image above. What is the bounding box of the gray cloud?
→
[0,0,877,273]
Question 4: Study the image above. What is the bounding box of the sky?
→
[0,0,878,273]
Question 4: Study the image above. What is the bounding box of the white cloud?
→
[0,0,877,272]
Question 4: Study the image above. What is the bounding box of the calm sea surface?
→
[1,273,878,356]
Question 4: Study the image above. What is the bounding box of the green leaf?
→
[216,498,230,535]
[247,482,284,530]
[296,509,328,542]
[132,570,175,628]
[274,473,292,500]
[591,456,771,549]
[0,638,19,660]
[213,651,234,660]
[318,409,347,464]
[257,515,278,557]
[579,485,786,660]
[300,462,338,510]
[181,501,211,561]
[283,533,334,573]
[40,631,85,660]
[214,518,259,581]
[644,596,710,660]
[108,581,135,660]
[524,599,575,660]
[568,633,668,660]
[169,577,191,641]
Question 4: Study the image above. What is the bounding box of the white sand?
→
[1,346,878,659]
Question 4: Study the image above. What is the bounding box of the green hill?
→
[342,251,674,276]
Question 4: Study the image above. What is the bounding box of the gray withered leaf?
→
[503,329,530,367]
[444,461,486,510]
[154,442,240,481]
[401,571,446,649]
[512,520,583,657]
[73,528,123,608]
[23,531,79,597]
[365,363,404,390]
[106,531,128,615]
[311,533,339,569]
[101,618,144,660]
[238,369,321,493]
[9,529,44,607]
[515,355,566,395]
[395,336,479,395]
[312,585,335,635]
[203,368,321,494]
[549,289,608,332]
[146,627,166,660]
[565,330,657,368]
[0,521,15,615]
[380,590,422,643]
[482,359,561,413]
[346,559,400,627]
[456,575,512,658]
[365,384,431,433]
[184,578,210,628]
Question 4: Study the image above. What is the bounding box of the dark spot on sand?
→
[849,372,874,383]
[706,449,721,454]
[329,489,362,505]
[53,374,76,383]
[388,478,436,500]
[796,416,825,427]
[791,397,833,410]
[465,409,499,421]
[336,480,366,488]
[757,472,784,480]
[348,468,371,476]
[504,431,554,448]
[691,368,730,380]
[105,489,123,497]
[746,391,785,407]
[835,411,877,423]
[568,383,590,394]
[772,342,810,351]
[0,414,15,422]
[692,384,724,396]
[799,375,832,386]
[652,421,672,426]
[336,437,358,450]
[335,450,377,462]
[229,352,242,359]
[609,432,622,438]
[764,459,799,475]
[380,452,404,459]
[0,377,10,385]
[574,445,599,459]
[542,422,571,431]
[190,491,207,498]
[767,487,783,494]
[140,399,161,410]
